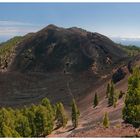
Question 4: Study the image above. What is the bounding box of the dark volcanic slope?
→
[9,24,127,75]
[0,24,130,107]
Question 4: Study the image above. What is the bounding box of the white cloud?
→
[0,20,42,41]
[0,20,34,26]
[0,26,39,36]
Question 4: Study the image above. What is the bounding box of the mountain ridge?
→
[0,24,128,75]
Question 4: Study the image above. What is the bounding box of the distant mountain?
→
[0,24,128,76]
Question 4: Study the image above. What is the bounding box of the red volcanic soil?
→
[69,124,139,137]
[48,71,139,137]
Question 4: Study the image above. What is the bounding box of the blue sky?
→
[0,3,140,43]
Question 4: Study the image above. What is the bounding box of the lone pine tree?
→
[106,83,110,98]
[93,93,99,108]
[108,81,116,106]
[103,112,110,128]
[71,99,80,128]
[56,102,68,128]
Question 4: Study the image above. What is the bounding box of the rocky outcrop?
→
[112,67,127,83]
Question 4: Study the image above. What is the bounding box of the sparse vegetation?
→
[0,36,23,70]
[120,44,140,56]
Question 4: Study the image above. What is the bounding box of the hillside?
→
[119,44,140,56]
[5,24,128,74]
[0,24,131,107]
[0,24,140,137]
[0,36,23,71]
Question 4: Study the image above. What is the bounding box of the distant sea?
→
[0,37,10,44]
[111,38,140,47]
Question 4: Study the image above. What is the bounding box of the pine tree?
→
[56,102,68,128]
[28,105,37,137]
[41,98,55,120]
[15,110,31,137]
[123,67,140,127]
[34,106,45,136]
[22,105,37,137]
[41,98,53,114]
[113,94,118,108]
[1,124,13,137]
[53,104,57,119]
[71,99,80,128]
[103,112,110,128]
[108,81,116,106]
[0,108,16,137]
[106,83,110,98]
[0,124,20,137]
[93,93,99,108]
[11,129,21,137]
[34,105,54,136]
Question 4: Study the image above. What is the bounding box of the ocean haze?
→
[1,32,140,48]
[112,37,140,47]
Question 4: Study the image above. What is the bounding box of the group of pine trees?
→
[104,67,140,128]
[92,81,117,114]
[0,98,55,137]
[92,92,110,128]
[92,81,116,128]
[0,97,80,137]
[106,81,118,107]
[123,67,140,128]
[92,67,140,129]
[93,79,123,128]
